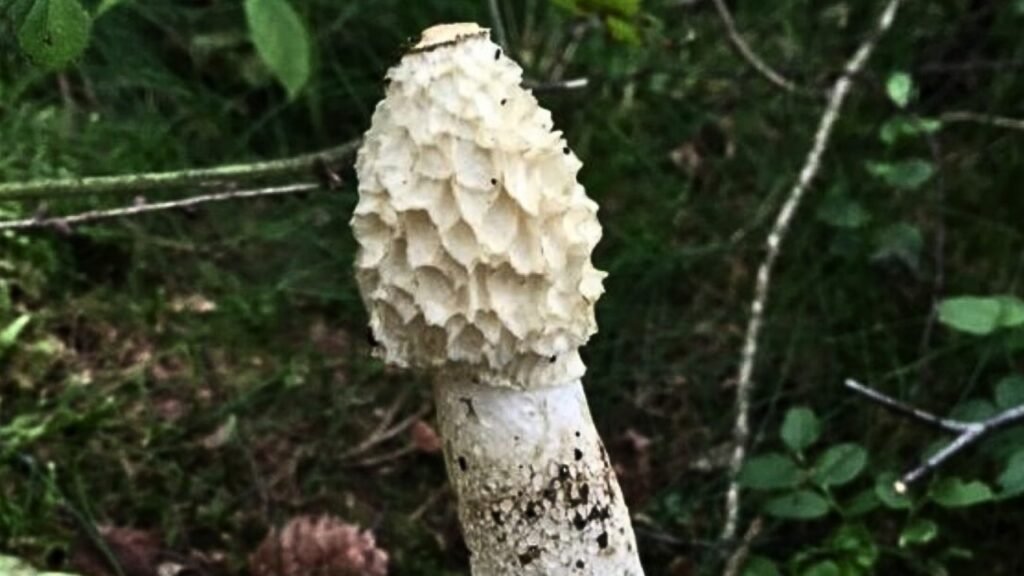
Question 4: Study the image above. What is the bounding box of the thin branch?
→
[720,0,903,545]
[523,77,590,92]
[917,125,946,384]
[844,379,1024,491]
[488,0,509,52]
[843,379,967,433]
[940,111,1024,132]
[722,518,763,576]
[0,140,359,202]
[710,0,802,94]
[0,183,322,231]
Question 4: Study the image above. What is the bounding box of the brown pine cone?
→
[249,515,388,576]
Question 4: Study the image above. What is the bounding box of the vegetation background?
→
[1,0,1023,574]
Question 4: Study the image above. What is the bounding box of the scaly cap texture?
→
[352,23,606,388]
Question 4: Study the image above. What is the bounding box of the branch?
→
[722,518,763,576]
[720,0,903,545]
[0,140,359,202]
[487,0,509,52]
[0,183,322,231]
[844,379,1024,491]
[940,111,1024,132]
[523,77,590,92]
[710,0,802,94]
[843,379,967,434]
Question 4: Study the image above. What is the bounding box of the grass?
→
[2,0,1024,574]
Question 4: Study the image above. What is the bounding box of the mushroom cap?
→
[352,23,606,388]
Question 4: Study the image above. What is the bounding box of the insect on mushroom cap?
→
[351,22,607,389]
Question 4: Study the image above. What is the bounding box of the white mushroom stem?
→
[435,377,643,575]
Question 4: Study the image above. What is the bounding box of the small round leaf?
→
[930,477,994,508]
[739,453,803,490]
[899,518,938,547]
[763,489,830,520]
[812,443,868,487]
[781,406,821,453]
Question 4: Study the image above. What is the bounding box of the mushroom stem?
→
[435,377,644,575]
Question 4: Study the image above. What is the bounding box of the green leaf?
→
[899,518,938,547]
[578,0,642,17]
[996,375,1024,409]
[816,194,871,229]
[0,554,80,575]
[949,398,997,423]
[866,159,934,190]
[763,489,830,520]
[872,222,923,272]
[997,449,1024,495]
[938,296,1001,335]
[244,0,311,99]
[605,15,640,44]
[743,556,781,576]
[16,0,92,70]
[739,453,803,490]
[938,295,1024,336]
[875,472,911,509]
[886,72,913,108]
[0,313,31,351]
[812,443,868,487]
[844,488,881,516]
[997,295,1024,329]
[879,116,942,145]
[95,0,126,17]
[829,524,878,569]
[930,477,994,508]
[801,560,840,576]
[781,406,821,453]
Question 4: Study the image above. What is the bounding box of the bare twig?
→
[523,77,590,92]
[407,486,449,522]
[0,140,359,202]
[340,393,431,461]
[844,379,1024,491]
[548,19,594,82]
[0,183,322,231]
[710,0,801,94]
[722,518,763,576]
[940,111,1024,132]
[720,0,903,545]
[843,379,965,434]
[917,126,946,382]
[488,0,509,52]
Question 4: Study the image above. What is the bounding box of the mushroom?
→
[351,23,645,575]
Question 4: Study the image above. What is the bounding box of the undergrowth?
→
[1,1,1023,574]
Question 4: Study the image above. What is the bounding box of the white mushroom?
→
[352,23,644,575]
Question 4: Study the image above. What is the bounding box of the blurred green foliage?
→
[1,0,1024,574]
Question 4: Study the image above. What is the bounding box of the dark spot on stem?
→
[597,531,609,549]
[457,456,468,471]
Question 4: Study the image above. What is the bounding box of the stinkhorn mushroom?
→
[351,23,644,575]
